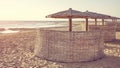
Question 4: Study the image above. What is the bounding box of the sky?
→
[0,0,120,21]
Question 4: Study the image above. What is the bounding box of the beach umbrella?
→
[46,8,87,31]
[93,13,112,25]
[83,10,112,25]
[110,16,120,22]
[98,13,111,25]
[83,10,100,25]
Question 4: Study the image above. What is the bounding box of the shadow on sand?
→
[105,39,120,45]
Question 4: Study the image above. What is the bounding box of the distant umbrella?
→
[84,10,112,25]
[111,16,120,19]
[46,8,87,31]
[46,8,119,31]
[109,16,120,22]
[84,10,112,19]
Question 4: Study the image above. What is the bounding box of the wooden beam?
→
[86,18,88,31]
[69,18,72,32]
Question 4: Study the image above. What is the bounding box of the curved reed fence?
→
[89,25,116,42]
[34,29,104,62]
[105,22,120,31]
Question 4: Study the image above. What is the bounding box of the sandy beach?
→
[0,25,120,68]
[0,0,120,67]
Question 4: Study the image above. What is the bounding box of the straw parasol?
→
[46,8,87,31]
[83,10,112,25]
[110,16,120,22]
[46,8,118,31]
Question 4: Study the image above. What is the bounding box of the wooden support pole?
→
[86,18,88,31]
[69,18,72,32]
[112,19,114,22]
[102,19,104,25]
[95,18,97,25]
[116,19,117,22]
[114,19,115,22]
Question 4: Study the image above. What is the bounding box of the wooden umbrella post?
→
[69,17,72,32]
[112,19,114,22]
[102,19,104,25]
[86,18,88,31]
[114,19,115,22]
[95,18,97,25]
[116,19,117,22]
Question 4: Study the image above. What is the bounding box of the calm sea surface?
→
[0,21,98,33]
[0,21,104,29]
[0,21,68,28]
[0,21,69,33]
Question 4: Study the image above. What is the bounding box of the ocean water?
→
[0,21,103,29]
[0,21,100,33]
[0,21,68,33]
[0,21,68,28]
[0,20,118,33]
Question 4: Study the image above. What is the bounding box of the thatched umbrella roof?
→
[46,8,86,18]
[83,10,113,25]
[83,10,112,19]
[110,16,120,19]
[46,8,87,31]
[46,8,119,31]
[110,16,120,22]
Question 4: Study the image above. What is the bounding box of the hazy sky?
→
[0,0,120,21]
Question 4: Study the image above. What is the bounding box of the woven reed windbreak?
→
[89,25,116,42]
[105,22,120,31]
[34,29,104,62]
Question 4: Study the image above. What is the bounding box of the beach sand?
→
[0,24,120,68]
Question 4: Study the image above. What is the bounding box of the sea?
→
[0,21,69,33]
[0,21,69,28]
[0,21,102,33]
